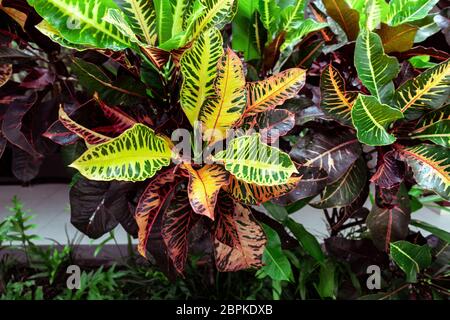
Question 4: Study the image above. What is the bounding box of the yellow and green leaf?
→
[199,48,246,144]
[394,59,450,119]
[320,64,358,126]
[243,68,306,117]
[114,0,157,45]
[354,29,400,102]
[184,164,229,220]
[212,133,298,186]
[351,94,403,146]
[180,27,224,126]
[401,144,450,200]
[225,175,301,205]
[70,124,171,182]
[27,0,133,50]
[214,203,266,272]
[154,0,173,44]
[188,0,236,42]
[36,20,87,50]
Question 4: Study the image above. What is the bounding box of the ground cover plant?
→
[0,0,449,299]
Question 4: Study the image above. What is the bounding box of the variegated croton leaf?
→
[411,106,450,148]
[135,168,186,257]
[70,124,172,182]
[214,200,266,272]
[320,64,358,126]
[213,133,298,186]
[184,163,229,220]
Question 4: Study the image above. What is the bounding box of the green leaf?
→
[258,0,280,38]
[281,18,327,52]
[394,59,450,119]
[213,133,298,186]
[188,0,236,41]
[390,240,432,283]
[35,20,87,50]
[232,0,262,60]
[408,55,437,69]
[180,27,224,126]
[27,0,132,50]
[260,224,293,281]
[285,218,325,263]
[411,119,450,147]
[411,219,450,243]
[351,95,403,146]
[70,124,172,182]
[114,0,157,45]
[171,0,190,36]
[387,0,439,27]
[362,0,389,30]
[315,260,336,299]
[401,144,450,200]
[262,201,288,222]
[280,0,306,32]
[354,29,400,102]
[154,0,173,44]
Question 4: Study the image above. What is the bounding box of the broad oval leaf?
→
[180,27,224,126]
[70,124,172,182]
[390,240,432,283]
[243,68,306,117]
[323,0,360,41]
[354,30,400,102]
[320,64,358,126]
[214,203,266,272]
[28,0,133,50]
[258,109,295,143]
[376,23,417,54]
[213,133,298,186]
[351,94,404,146]
[199,48,246,144]
[394,59,450,119]
[367,201,411,252]
[185,164,229,220]
[387,0,439,27]
[312,157,368,209]
[400,144,450,200]
[289,129,361,183]
[225,174,301,205]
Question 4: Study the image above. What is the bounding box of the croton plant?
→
[0,0,449,285]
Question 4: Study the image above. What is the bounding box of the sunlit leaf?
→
[70,124,171,182]
[387,0,439,27]
[213,133,298,186]
[180,27,223,126]
[351,94,403,146]
[199,48,246,144]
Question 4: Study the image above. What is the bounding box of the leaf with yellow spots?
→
[242,68,306,118]
[199,48,246,145]
[400,144,450,200]
[70,124,171,182]
[180,27,224,126]
[184,163,230,220]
